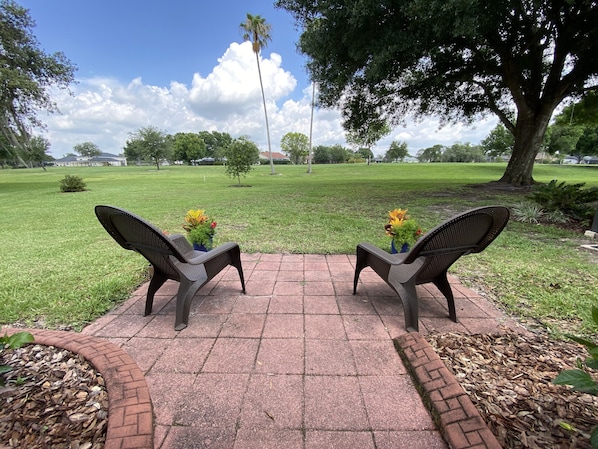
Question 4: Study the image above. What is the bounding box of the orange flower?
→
[388,208,409,222]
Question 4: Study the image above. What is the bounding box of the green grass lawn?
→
[1,162,597,333]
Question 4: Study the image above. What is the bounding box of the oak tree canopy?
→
[277,0,598,185]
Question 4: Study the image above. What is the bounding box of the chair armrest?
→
[186,242,239,265]
[357,242,409,266]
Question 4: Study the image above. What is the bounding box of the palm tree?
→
[240,13,275,175]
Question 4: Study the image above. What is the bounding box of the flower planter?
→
[184,208,216,252]
[192,236,213,252]
[391,241,410,254]
[193,242,210,252]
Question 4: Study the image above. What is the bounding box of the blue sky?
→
[18,0,496,158]
[21,0,307,93]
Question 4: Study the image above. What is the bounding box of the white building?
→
[54,153,127,167]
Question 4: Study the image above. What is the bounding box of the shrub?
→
[512,201,571,225]
[543,209,570,224]
[59,175,87,192]
[530,180,598,222]
[511,202,544,224]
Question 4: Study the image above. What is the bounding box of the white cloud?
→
[37,41,494,159]
[188,41,296,120]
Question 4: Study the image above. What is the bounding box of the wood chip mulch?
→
[427,330,598,449]
[0,344,108,449]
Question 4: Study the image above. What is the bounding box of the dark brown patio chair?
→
[95,205,246,331]
[353,206,509,332]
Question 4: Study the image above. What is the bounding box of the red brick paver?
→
[396,332,502,449]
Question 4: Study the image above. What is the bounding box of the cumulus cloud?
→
[37,41,493,159]
[188,41,297,120]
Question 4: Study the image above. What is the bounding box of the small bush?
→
[512,202,544,224]
[543,209,570,224]
[59,175,87,192]
[530,179,598,222]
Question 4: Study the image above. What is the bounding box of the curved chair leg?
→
[174,279,206,331]
[395,280,420,332]
[353,269,362,295]
[229,246,246,293]
[146,269,169,316]
[432,272,457,322]
[236,265,246,293]
[353,245,370,294]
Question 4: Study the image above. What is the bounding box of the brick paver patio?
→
[6,253,519,448]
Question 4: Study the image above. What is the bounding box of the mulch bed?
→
[428,329,598,448]
[0,344,107,449]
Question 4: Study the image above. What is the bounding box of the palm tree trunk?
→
[255,53,275,175]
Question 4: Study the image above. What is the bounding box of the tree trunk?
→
[499,108,552,186]
[255,53,275,175]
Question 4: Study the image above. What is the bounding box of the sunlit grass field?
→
[1,162,597,333]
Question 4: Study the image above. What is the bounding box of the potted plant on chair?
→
[183,208,217,251]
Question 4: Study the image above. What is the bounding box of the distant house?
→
[54,152,127,167]
[259,152,291,164]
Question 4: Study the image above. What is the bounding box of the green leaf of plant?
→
[591,426,598,449]
[592,306,598,328]
[565,334,598,349]
[554,369,598,395]
[588,347,598,359]
[0,365,12,375]
[6,332,34,349]
[586,359,598,370]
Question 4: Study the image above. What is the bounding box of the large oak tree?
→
[277,0,598,185]
[0,1,75,159]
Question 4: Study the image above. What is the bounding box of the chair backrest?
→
[402,206,510,283]
[95,205,185,280]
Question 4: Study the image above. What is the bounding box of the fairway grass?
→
[1,163,597,333]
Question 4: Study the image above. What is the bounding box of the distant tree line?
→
[543,93,598,163]
[415,143,485,163]
[480,93,598,165]
[5,96,595,171]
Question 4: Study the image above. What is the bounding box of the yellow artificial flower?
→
[185,209,208,227]
[389,217,406,227]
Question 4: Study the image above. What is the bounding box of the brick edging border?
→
[394,333,502,449]
[5,329,153,449]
